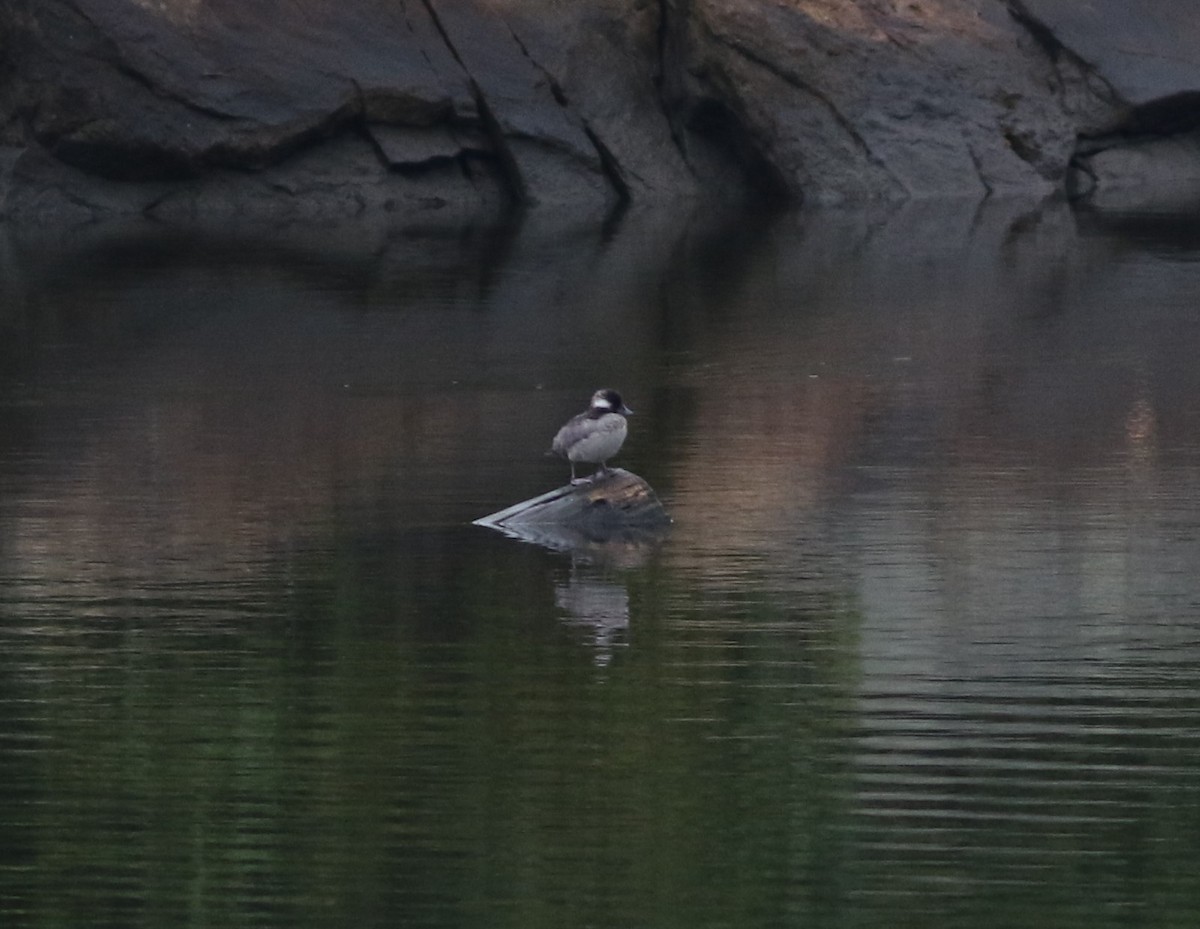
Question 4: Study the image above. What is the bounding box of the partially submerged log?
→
[473,468,670,552]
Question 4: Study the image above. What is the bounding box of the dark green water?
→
[3,202,1200,928]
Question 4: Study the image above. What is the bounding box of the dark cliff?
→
[3,0,1200,223]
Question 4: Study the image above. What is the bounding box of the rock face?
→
[2,0,1200,221]
[1010,0,1200,207]
[665,0,1076,202]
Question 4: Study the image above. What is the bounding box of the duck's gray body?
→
[551,389,633,484]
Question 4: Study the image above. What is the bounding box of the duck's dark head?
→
[591,388,633,416]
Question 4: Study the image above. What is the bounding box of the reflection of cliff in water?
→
[657,201,1200,584]
[0,207,722,605]
[3,201,1200,661]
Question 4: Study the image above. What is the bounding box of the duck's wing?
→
[562,414,627,463]
[550,412,588,456]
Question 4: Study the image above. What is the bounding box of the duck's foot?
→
[570,476,593,486]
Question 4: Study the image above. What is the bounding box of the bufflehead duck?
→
[551,388,634,485]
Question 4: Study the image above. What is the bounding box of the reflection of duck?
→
[556,573,630,668]
[550,389,633,485]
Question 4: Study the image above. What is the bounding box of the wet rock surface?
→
[3,0,1200,222]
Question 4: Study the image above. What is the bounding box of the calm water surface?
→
[3,202,1200,928]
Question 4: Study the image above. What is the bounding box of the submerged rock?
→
[474,468,671,559]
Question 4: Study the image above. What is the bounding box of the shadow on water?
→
[3,199,1200,928]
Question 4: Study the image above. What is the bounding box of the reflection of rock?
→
[554,573,630,668]
[482,519,668,568]
[656,196,1200,594]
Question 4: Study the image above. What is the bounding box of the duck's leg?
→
[570,461,588,486]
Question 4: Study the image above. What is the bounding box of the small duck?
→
[550,388,634,485]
